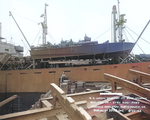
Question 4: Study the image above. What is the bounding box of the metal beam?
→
[9,12,31,49]
[104,73,150,100]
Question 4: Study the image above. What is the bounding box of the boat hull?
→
[30,42,135,60]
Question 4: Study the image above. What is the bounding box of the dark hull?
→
[30,42,135,60]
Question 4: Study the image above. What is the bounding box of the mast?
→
[112,5,117,43]
[41,3,48,45]
[117,0,120,21]
[111,0,126,43]
[116,0,126,42]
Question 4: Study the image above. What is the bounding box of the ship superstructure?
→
[0,23,23,57]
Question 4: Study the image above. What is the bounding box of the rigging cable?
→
[13,13,38,24]
[31,28,42,46]
[123,29,134,55]
[124,28,146,55]
[47,30,56,44]
[123,29,129,42]
[21,39,29,56]
[9,15,12,43]
[47,31,55,59]
[37,36,41,45]
[93,28,111,41]
[125,25,150,45]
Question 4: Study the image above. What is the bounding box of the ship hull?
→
[30,42,135,60]
[0,61,150,114]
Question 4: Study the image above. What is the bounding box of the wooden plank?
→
[92,112,107,120]
[50,83,92,120]
[0,95,17,107]
[56,113,68,120]
[129,69,150,80]
[104,73,150,100]
[75,100,87,109]
[75,100,87,105]
[0,107,63,120]
[125,112,143,120]
[41,100,53,108]
[125,112,150,120]
[124,112,140,117]
[40,87,128,110]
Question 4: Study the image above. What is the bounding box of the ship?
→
[0,23,23,57]
[30,35,134,60]
[30,4,135,65]
[0,23,24,70]
[1,2,150,120]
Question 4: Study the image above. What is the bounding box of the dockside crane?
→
[9,11,31,50]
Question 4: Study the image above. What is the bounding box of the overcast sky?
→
[0,0,150,56]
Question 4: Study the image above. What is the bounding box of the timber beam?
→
[104,73,150,100]
[0,95,18,107]
[31,88,114,110]
[0,95,89,120]
[41,99,53,108]
[0,107,64,120]
[50,83,92,120]
[1,85,150,120]
[129,69,150,85]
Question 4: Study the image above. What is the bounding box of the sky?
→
[0,0,150,56]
